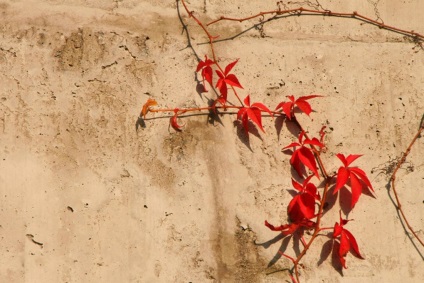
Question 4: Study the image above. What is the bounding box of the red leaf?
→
[202,66,213,86]
[334,166,349,194]
[294,99,313,116]
[246,108,264,132]
[290,150,304,178]
[283,102,294,119]
[288,187,317,223]
[338,231,350,268]
[343,229,364,259]
[304,137,324,148]
[336,153,348,167]
[296,94,323,101]
[333,222,343,238]
[298,131,306,144]
[332,214,364,269]
[216,69,224,80]
[218,82,228,101]
[299,193,316,219]
[196,55,214,72]
[224,74,243,88]
[282,142,301,150]
[224,59,238,75]
[298,146,320,179]
[196,56,215,87]
[237,108,249,134]
[252,102,273,117]
[275,101,294,119]
[291,178,304,192]
[350,167,374,193]
[295,95,322,116]
[305,183,319,200]
[349,171,362,208]
[243,95,251,106]
[237,96,273,135]
[345,154,362,166]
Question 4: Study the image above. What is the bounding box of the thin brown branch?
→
[390,118,424,247]
[207,8,424,42]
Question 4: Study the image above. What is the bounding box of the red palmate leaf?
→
[332,212,364,269]
[298,147,319,178]
[295,95,322,115]
[275,95,322,119]
[288,176,320,222]
[215,60,243,100]
[283,131,323,179]
[288,193,315,222]
[224,74,242,88]
[334,153,374,208]
[224,59,238,74]
[291,175,320,200]
[196,55,215,88]
[237,95,272,135]
[343,229,363,260]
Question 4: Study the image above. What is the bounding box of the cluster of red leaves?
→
[265,175,319,236]
[265,107,373,272]
[196,56,243,104]
[265,174,367,269]
[140,53,375,281]
[332,212,364,268]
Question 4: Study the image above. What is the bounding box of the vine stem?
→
[148,105,284,116]
[180,0,244,106]
[292,117,330,179]
[390,119,424,247]
[207,7,424,41]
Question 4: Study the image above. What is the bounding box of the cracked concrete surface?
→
[0,1,423,282]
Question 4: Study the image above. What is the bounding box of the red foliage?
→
[283,131,324,179]
[288,175,320,222]
[332,212,364,268]
[196,55,215,90]
[334,154,374,208]
[275,95,322,119]
[237,95,272,135]
[215,59,243,103]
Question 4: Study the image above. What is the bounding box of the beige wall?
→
[0,1,423,282]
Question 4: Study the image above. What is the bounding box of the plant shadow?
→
[385,182,424,260]
[135,117,146,131]
[233,120,263,151]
